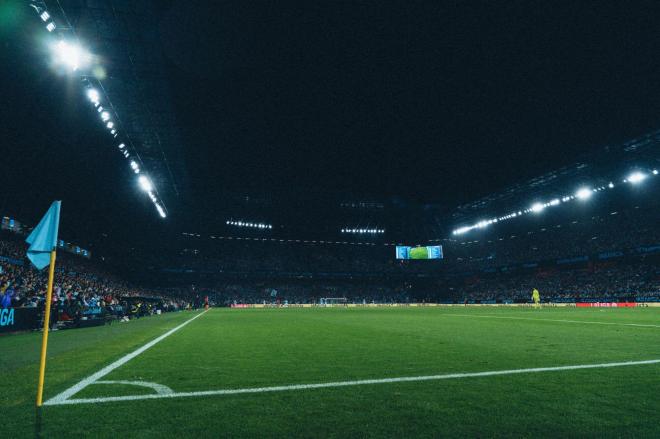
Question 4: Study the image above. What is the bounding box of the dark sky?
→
[2,1,660,247]
[160,1,660,204]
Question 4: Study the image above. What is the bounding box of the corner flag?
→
[28,201,62,407]
[26,201,61,270]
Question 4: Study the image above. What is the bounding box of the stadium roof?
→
[40,0,190,214]
[450,129,660,223]
[4,1,660,248]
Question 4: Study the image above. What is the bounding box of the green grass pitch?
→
[2,306,659,438]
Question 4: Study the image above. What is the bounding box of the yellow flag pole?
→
[36,250,57,407]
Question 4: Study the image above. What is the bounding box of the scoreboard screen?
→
[396,245,443,260]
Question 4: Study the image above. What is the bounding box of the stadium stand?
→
[0,231,196,331]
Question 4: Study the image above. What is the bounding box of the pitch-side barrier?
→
[230,302,660,308]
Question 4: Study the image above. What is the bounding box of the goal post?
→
[319,297,348,306]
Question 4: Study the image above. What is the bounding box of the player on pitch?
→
[532,288,541,309]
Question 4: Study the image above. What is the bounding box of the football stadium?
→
[1,1,660,438]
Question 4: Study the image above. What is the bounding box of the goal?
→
[319,297,348,306]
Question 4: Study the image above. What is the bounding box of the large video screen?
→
[396,245,443,260]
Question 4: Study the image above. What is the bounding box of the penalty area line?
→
[45,358,660,406]
[44,309,210,406]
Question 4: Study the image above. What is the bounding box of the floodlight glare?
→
[87,89,100,104]
[138,176,153,192]
[653,170,658,175]
[530,203,545,213]
[608,182,614,188]
[575,188,592,200]
[155,204,167,218]
[627,172,646,184]
[53,41,90,71]
[101,111,110,121]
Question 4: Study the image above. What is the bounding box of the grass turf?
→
[1,307,659,438]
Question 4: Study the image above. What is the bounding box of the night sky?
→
[2,1,660,248]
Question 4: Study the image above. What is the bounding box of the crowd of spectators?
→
[444,202,660,271]
[0,233,194,329]
[164,201,660,304]
[209,281,412,306]
[447,261,660,303]
[163,242,432,275]
[3,194,659,317]
[197,257,660,305]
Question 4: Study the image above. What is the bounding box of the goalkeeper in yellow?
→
[531,288,541,309]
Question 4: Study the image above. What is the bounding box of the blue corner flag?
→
[25,201,61,270]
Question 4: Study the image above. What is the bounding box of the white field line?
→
[442,313,660,328]
[44,358,660,406]
[44,309,209,406]
[94,380,174,395]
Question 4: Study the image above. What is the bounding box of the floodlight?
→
[101,111,110,121]
[130,160,139,170]
[575,188,592,200]
[40,11,50,21]
[106,122,114,129]
[138,176,153,192]
[118,143,125,149]
[53,40,89,71]
[46,22,56,32]
[627,172,646,184]
[87,89,100,104]
[530,203,544,213]
[155,204,166,218]
[653,170,658,175]
[608,182,614,188]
